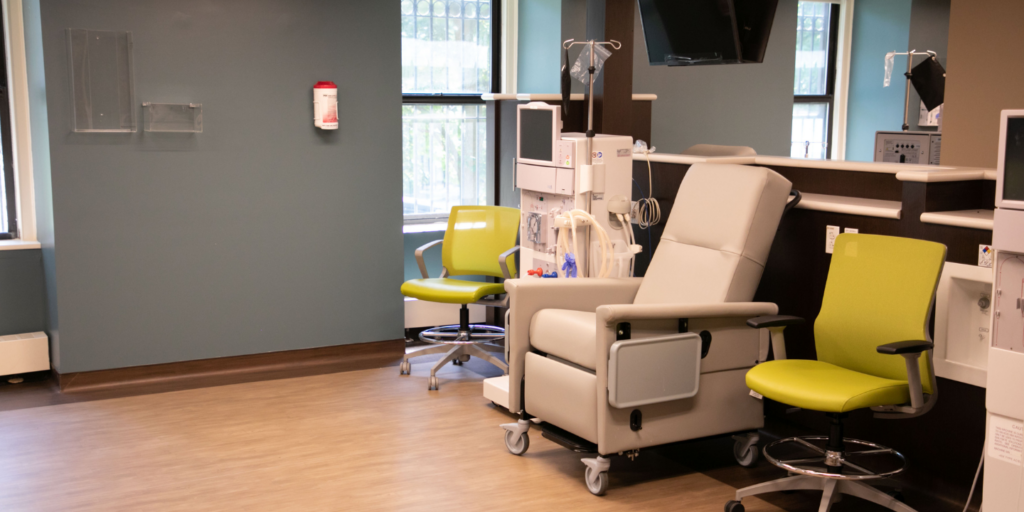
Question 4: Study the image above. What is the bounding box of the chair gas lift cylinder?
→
[984,110,1024,512]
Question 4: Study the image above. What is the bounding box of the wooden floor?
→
[0,354,964,511]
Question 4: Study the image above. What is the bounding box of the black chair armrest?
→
[746,315,806,329]
[876,340,933,355]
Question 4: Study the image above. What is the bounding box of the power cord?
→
[962,443,984,512]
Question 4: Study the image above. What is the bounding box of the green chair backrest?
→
[815,234,946,394]
[442,205,520,278]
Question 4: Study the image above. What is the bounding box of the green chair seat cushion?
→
[746,359,910,413]
[401,278,507,304]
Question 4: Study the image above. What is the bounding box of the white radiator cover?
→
[0,332,50,376]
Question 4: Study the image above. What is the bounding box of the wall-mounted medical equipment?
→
[883,50,945,132]
[143,103,203,133]
[984,109,1024,512]
[313,81,338,130]
[67,29,136,132]
[873,131,941,165]
[637,0,779,66]
[933,262,992,388]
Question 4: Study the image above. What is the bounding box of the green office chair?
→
[399,205,520,390]
[726,234,946,512]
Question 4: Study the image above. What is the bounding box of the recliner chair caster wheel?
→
[584,467,609,496]
[732,433,760,467]
[724,500,744,512]
[505,430,529,456]
[733,440,759,467]
[428,376,439,390]
[399,360,410,375]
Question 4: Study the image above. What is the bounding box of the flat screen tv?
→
[638,0,779,66]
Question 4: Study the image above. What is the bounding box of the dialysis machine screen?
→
[519,109,554,162]
[1003,117,1024,202]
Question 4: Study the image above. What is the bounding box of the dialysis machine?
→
[514,102,635,278]
[985,110,1024,511]
[482,102,636,409]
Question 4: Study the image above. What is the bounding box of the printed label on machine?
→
[989,414,1024,466]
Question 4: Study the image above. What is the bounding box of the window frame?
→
[401,0,501,225]
[793,1,840,160]
[0,5,16,239]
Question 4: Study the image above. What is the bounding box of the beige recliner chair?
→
[499,163,794,495]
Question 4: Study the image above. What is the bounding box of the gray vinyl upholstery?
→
[528,164,792,370]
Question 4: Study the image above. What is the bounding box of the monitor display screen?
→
[1004,117,1024,202]
[637,0,777,66]
[520,109,554,162]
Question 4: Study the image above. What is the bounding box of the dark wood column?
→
[585,0,634,137]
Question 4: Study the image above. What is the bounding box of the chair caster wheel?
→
[733,438,759,467]
[505,430,529,455]
[725,500,744,512]
[453,359,462,366]
[428,376,439,390]
[399,361,410,375]
[585,466,609,496]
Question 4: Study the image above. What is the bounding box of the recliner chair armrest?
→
[596,302,778,325]
[876,340,933,355]
[498,246,520,279]
[746,315,805,329]
[414,239,444,279]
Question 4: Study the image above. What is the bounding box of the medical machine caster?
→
[504,430,530,455]
[582,456,611,496]
[399,360,411,375]
[724,500,744,512]
[732,433,760,467]
[428,376,439,390]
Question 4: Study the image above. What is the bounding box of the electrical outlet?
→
[844,227,858,234]
[826,225,840,254]
[979,244,993,268]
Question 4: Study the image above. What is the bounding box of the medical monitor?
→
[517,103,562,167]
[996,110,1024,210]
[638,0,778,66]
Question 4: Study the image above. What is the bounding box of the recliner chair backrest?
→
[633,164,792,305]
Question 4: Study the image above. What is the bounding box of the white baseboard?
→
[0,332,49,376]
[404,298,486,329]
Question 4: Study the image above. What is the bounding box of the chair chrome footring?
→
[763,436,907,480]
[418,324,505,345]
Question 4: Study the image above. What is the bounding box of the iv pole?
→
[890,50,937,131]
[563,39,622,169]
[562,38,620,277]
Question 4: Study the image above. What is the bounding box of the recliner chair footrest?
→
[540,423,598,454]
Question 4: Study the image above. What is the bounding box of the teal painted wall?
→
[517,0,561,93]
[845,0,913,162]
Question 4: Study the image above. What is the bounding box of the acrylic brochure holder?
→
[66,29,136,132]
[143,103,203,133]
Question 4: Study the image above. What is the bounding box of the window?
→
[0,11,15,239]
[791,1,839,160]
[401,0,499,221]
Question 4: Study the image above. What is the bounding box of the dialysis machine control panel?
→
[874,131,942,165]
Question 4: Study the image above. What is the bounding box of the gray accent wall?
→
[630,0,798,155]
[31,0,402,373]
[0,250,46,336]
